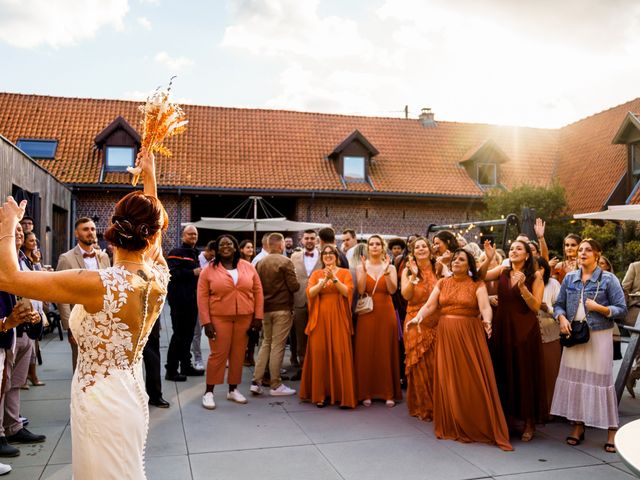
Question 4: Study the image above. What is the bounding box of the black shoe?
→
[181,366,205,377]
[165,372,187,382]
[149,397,170,408]
[290,370,302,381]
[6,428,46,444]
[0,438,19,457]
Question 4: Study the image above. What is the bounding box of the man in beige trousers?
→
[251,233,300,396]
[56,217,110,371]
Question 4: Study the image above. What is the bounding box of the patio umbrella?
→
[573,204,640,221]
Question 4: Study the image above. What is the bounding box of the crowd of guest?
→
[5,212,640,468]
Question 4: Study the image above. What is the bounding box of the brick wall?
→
[295,197,480,237]
[75,191,191,252]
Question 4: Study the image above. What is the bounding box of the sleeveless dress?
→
[433,276,512,451]
[492,270,548,424]
[69,265,169,479]
[403,266,437,420]
[300,268,356,407]
[354,274,402,402]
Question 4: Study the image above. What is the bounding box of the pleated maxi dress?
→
[433,276,513,451]
[300,268,357,408]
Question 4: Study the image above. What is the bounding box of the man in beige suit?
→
[289,229,321,379]
[56,217,110,371]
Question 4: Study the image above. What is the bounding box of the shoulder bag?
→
[560,281,599,348]
[355,275,381,315]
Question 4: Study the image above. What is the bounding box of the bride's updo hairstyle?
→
[104,191,168,252]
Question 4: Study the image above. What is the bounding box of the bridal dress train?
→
[69,265,169,479]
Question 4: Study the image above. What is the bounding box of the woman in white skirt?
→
[551,238,627,453]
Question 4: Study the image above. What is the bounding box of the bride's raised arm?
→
[0,198,104,311]
[137,149,167,267]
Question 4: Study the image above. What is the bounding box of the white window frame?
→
[343,155,366,182]
[105,146,135,172]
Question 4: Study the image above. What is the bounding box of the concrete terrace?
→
[9,307,640,479]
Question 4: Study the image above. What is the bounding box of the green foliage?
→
[483,183,567,221]
[580,221,617,250]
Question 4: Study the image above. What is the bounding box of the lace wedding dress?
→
[69,265,169,479]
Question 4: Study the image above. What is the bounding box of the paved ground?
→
[7,307,640,479]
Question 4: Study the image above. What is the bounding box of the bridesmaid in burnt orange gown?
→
[401,237,438,420]
[300,245,356,408]
[355,235,402,407]
[409,249,512,451]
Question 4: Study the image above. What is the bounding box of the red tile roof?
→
[0,92,635,214]
[556,98,640,214]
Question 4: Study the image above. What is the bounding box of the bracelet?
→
[0,234,15,242]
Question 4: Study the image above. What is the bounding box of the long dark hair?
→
[434,230,459,252]
[508,240,537,281]
[537,256,551,285]
[212,234,241,269]
[452,248,478,281]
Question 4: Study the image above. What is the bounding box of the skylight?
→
[16,139,58,159]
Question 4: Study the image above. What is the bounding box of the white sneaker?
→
[0,463,10,476]
[250,383,264,395]
[202,392,216,410]
[194,361,205,372]
[227,389,248,404]
[270,384,296,396]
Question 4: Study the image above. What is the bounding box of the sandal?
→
[566,424,585,446]
[362,399,372,407]
[385,400,396,408]
[316,402,325,408]
[604,442,616,453]
[521,430,534,442]
[28,378,45,387]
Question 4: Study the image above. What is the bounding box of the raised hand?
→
[534,218,546,239]
[360,255,367,273]
[483,240,495,260]
[0,197,27,237]
[408,256,419,276]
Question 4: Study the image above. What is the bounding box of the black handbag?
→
[560,319,590,347]
[560,281,599,348]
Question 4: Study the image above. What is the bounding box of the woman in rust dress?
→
[401,237,438,420]
[300,245,356,408]
[481,240,546,441]
[408,249,512,451]
[355,235,402,407]
[552,234,581,283]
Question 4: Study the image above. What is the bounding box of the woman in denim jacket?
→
[551,238,626,453]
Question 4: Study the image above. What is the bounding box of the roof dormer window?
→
[94,116,141,177]
[459,139,509,188]
[329,130,379,186]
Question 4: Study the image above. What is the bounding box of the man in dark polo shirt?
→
[251,233,300,396]
[165,225,204,381]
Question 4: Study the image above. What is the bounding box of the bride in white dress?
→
[0,150,168,479]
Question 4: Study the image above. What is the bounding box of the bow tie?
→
[83,251,96,259]
[304,252,315,257]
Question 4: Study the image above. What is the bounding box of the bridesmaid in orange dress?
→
[401,237,438,421]
[300,245,356,408]
[409,249,512,451]
[355,235,402,407]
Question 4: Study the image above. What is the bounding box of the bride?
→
[0,150,169,479]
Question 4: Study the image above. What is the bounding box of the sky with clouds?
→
[1,0,640,128]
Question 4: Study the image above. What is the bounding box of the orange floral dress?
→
[433,276,513,451]
[403,266,438,421]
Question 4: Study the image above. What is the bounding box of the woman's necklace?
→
[116,260,145,266]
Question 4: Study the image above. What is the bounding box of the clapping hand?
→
[513,270,526,287]
[5,302,38,331]
[360,255,367,273]
[408,256,419,277]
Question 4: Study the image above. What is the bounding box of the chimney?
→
[419,107,436,127]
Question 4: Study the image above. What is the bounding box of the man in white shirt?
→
[56,217,111,371]
[289,230,320,377]
[341,228,358,261]
[251,233,270,266]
